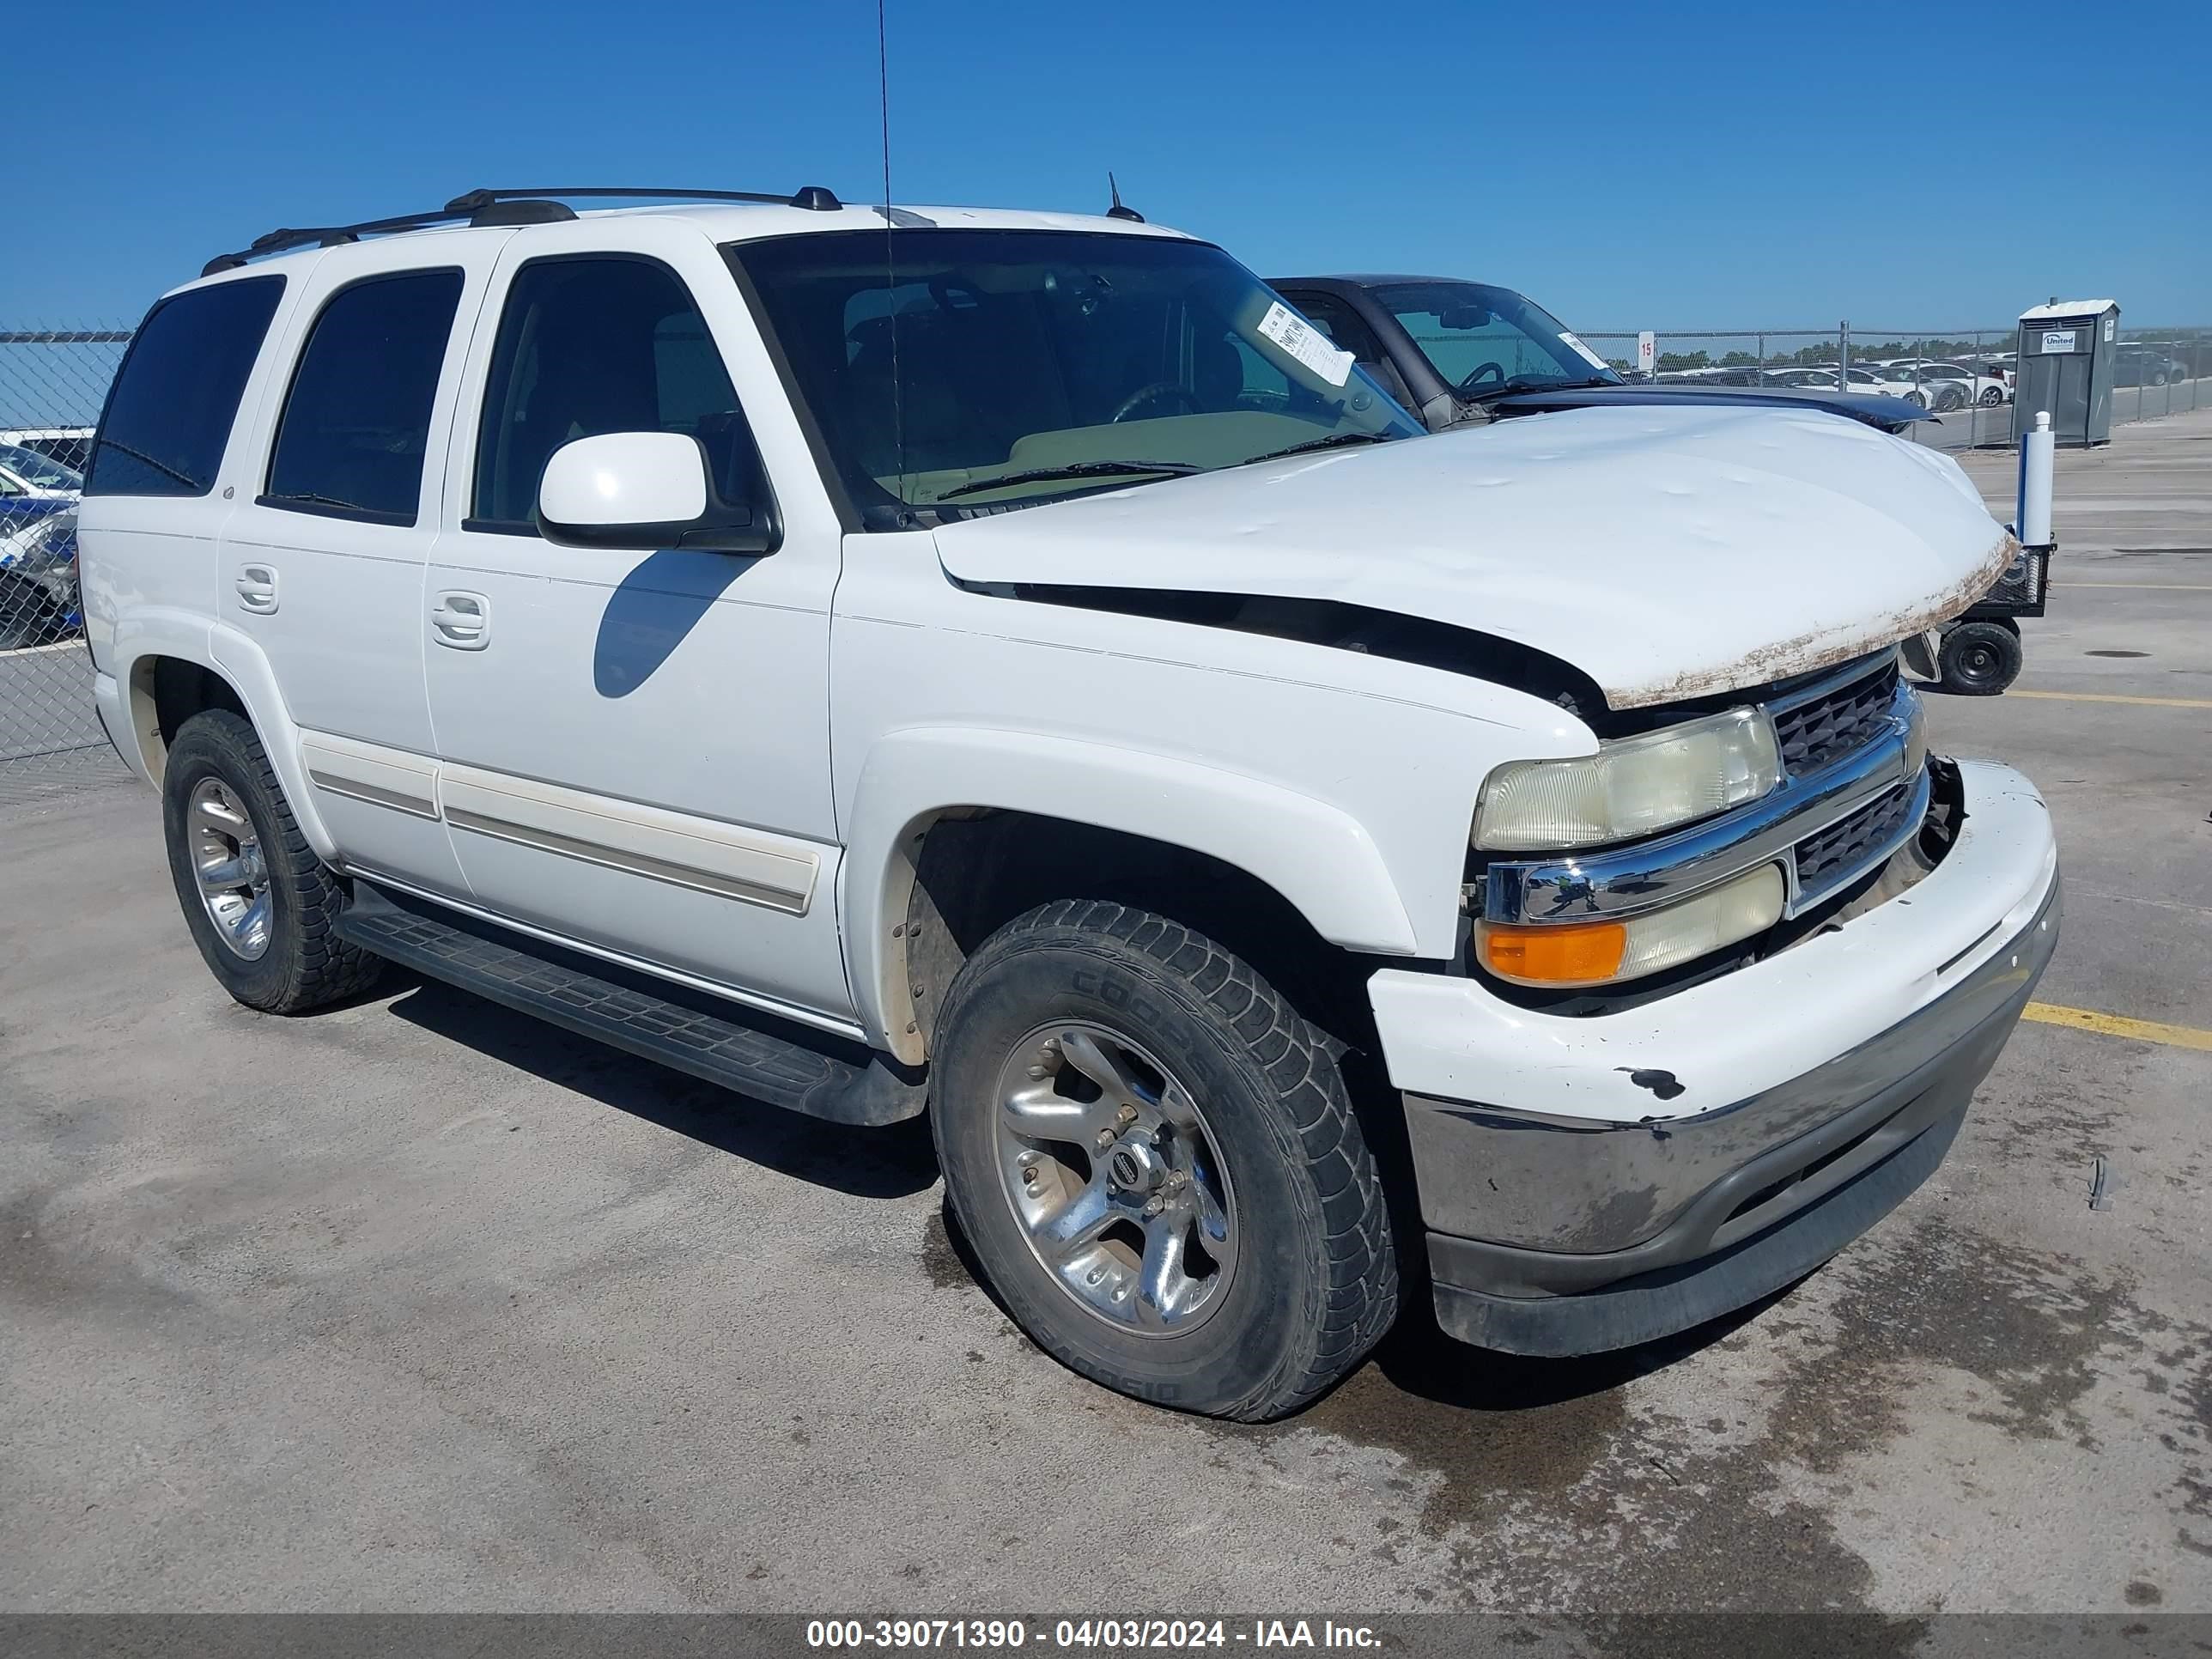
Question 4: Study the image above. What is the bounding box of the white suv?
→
[80,186,2059,1419]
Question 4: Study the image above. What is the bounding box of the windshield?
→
[0,442,82,490]
[1371,281,1621,398]
[728,229,1419,522]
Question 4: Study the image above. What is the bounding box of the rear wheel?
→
[930,900,1397,1420]
[161,709,384,1012]
[1939,620,2024,696]
[1978,386,2004,406]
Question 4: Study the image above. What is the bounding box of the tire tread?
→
[961,898,1397,1420]
[166,709,384,1013]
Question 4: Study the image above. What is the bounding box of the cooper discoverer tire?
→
[929,900,1397,1420]
[161,708,384,1013]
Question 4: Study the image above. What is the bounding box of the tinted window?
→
[472,257,763,529]
[1375,281,1616,395]
[1280,291,1389,367]
[264,269,463,525]
[87,276,283,496]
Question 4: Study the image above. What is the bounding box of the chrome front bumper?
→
[1370,758,2061,1357]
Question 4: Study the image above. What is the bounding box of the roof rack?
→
[202,185,845,276]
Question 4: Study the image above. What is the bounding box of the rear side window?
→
[264,269,464,526]
[471,256,763,530]
[87,276,284,496]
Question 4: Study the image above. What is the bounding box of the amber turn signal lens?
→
[1480,920,1628,987]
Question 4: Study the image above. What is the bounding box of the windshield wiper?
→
[1464,374,1620,403]
[1243,431,1399,465]
[934,460,1200,501]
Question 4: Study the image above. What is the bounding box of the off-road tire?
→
[162,708,384,1012]
[930,900,1398,1420]
[1938,619,2024,696]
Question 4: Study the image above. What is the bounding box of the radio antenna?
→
[878,0,908,514]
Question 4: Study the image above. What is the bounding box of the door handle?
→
[234,565,278,615]
[431,591,490,650]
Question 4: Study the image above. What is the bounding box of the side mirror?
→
[535,431,781,554]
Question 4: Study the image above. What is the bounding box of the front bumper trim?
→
[1425,871,2058,1355]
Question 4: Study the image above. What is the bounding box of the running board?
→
[335,881,924,1126]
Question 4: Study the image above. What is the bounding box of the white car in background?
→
[0,427,96,472]
[1886,360,2011,408]
[1773,364,1951,408]
[0,441,84,501]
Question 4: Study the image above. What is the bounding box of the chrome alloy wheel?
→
[993,1020,1238,1335]
[187,776,272,961]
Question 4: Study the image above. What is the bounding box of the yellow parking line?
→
[2022,1002,2212,1053]
[2007,690,2212,708]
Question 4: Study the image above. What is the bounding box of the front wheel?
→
[929,901,1397,1420]
[1939,620,2024,696]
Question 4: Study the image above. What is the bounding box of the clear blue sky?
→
[18,0,2207,328]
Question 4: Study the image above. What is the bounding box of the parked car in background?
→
[2114,343,2188,387]
[1890,360,2010,408]
[1863,365,1968,412]
[1264,275,1928,434]
[0,427,97,471]
[0,440,85,500]
[0,497,78,647]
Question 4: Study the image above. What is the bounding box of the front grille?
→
[1984,548,2046,607]
[1772,661,1899,776]
[1796,781,1916,888]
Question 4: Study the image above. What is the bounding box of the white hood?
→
[930,404,2014,708]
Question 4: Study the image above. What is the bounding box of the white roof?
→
[2019,298,2117,320]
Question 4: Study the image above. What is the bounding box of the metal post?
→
[1838,319,1850,390]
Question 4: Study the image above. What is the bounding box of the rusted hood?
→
[931,404,2014,708]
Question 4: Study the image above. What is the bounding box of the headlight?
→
[1479,861,1787,988]
[1473,707,1782,851]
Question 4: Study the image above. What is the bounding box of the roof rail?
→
[202,185,845,277]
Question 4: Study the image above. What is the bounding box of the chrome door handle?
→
[430,591,489,650]
[234,565,278,614]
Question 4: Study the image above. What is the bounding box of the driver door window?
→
[470,256,768,532]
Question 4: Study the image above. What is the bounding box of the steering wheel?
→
[1109,381,1201,422]
[1458,361,1506,392]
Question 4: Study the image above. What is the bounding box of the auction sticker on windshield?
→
[1560,331,1611,371]
[1258,301,1354,387]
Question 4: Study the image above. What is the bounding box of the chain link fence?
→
[1575,325,2212,452]
[2,327,131,801]
[2,315,2209,801]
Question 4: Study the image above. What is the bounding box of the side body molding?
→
[841,726,1419,1062]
